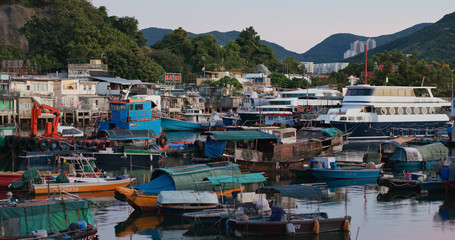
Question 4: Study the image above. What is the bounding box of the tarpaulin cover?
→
[204,136,226,158]
[135,173,175,195]
[9,168,41,189]
[390,142,448,162]
[204,173,266,185]
[1,199,94,237]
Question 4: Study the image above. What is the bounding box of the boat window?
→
[348,117,354,121]
[282,132,295,138]
[135,104,143,110]
[340,116,347,121]
[112,105,119,111]
[120,105,126,111]
[129,104,134,111]
[362,106,373,113]
[346,89,373,96]
[356,117,363,121]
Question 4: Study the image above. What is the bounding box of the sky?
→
[90,0,455,53]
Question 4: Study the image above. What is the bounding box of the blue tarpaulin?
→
[204,136,227,158]
[135,173,175,195]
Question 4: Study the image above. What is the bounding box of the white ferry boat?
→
[312,85,451,139]
[257,88,341,126]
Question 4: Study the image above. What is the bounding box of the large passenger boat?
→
[312,85,451,139]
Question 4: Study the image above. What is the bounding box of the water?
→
[88,133,455,239]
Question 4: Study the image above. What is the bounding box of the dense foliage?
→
[329,50,453,97]
[206,76,243,90]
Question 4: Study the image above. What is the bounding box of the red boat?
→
[0,172,23,188]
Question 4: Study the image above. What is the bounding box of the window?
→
[120,105,126,111]
[129,104,134,111]
[346,89,374,96]
[26,86,30,90]
[112,105,119,110]
[135,104,143,110]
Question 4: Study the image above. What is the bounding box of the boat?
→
[226,184,351,237]
[88,129,165,168]
[309,162,382,180]
[387,142,448,170]
[312,85,451,139]
[114,162,265,212]
[156,191,219,215]
[12,154,135,195]
[161,109,225,131]
[0,198,97,239]
[237,91,272,126]
[377,174,445,192]
[96,94,162,135]
[258,88,341,126]
[204,128,345,172]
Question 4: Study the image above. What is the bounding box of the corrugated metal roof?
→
[209,130,277,141]
[97,129,156,140]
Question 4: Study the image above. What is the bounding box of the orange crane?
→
[30,97,61,138]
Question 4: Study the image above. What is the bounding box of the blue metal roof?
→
[89,76,145,85]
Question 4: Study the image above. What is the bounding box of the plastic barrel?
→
[441,166,450,181]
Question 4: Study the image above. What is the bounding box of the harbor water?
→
[64,133,455,239]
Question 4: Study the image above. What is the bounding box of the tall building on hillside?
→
[344,38,377,59]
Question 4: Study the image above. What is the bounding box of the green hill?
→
[141,23,430,63]
[347,12,455,65]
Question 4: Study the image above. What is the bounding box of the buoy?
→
[286,222,295,236]
[313,219,320,234]
[342,218,350,231]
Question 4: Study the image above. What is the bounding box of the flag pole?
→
[364,45,368,85]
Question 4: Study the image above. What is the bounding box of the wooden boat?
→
[29,154,135,195]
[114,162,265,212]
[226,185,351,237]
[204,128,346,172]
[377,174,445,192]
[0,198,97,239]
[157,191,219,215]
[0,172,23,188]
[387,142,448,170]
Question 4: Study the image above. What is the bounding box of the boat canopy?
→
[136,162,242,195]
[204,173,266,185]
[157,191,218,205]
[259,185,325,198]
[0,199,94,237]
[97,129,156,140]
[389,142,448,162]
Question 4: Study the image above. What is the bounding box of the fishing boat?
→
[0,198,97,239]
[114,162,265,212]
[161,109,225,131]
[313,85,451,139]
[156,191,219,215]
[24,154,135,195]
[309,162,382,180]
[387,142,448,170]
[377,174,445,192]
[204,128,345,172]
[226,185,351,237]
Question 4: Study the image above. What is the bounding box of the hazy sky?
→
[90,0,455,53]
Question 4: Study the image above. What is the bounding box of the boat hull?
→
[97,119,161,135]
[312,120,448,139]
[310,168,381,179]
[161,117,202,131]
[32,178,134,195]
[0,172,22,188]
[227,216,351,236]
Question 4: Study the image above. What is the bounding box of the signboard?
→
[164,73,182,84]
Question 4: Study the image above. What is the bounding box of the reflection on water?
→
[87,140,455,239]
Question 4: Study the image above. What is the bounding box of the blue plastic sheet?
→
[204,136,227,158]
[135,173,175,195]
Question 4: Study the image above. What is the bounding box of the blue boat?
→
[310,162,382,180]
[161,117,201,131]
[97,98,161,135]
[388,142,448,171]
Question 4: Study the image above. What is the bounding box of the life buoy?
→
[397,107,404,115]
[380,107,387,115]
[49,139,60,151]
[158,135,168,147]
[297,106,304,112]
[5,136,17,149]
[38,138,50,151]
[306,105,312,112]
